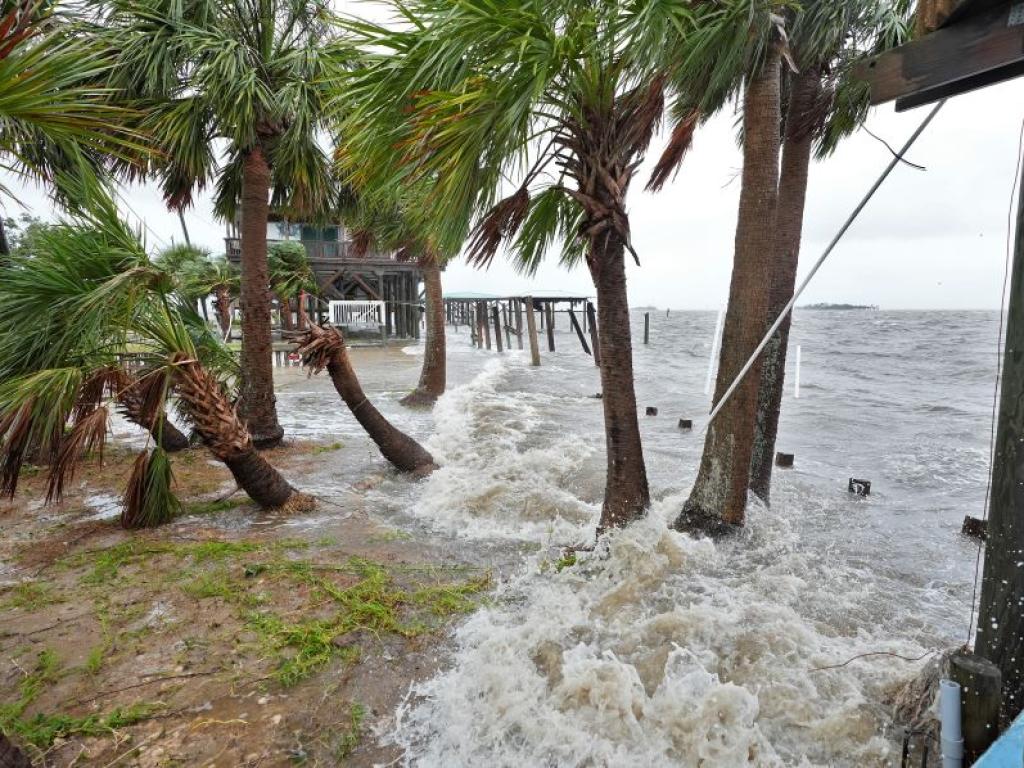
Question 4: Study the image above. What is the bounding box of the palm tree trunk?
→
[214,286,232,336]
[296,325,436,474]
[401,257,446,407]
[297,291,307,330]
[749,70,820,504]
[590,233,650,531]
[172,354,296,508]
[237,146,284,448]
[116,384,190,453]
[674,49,782,535]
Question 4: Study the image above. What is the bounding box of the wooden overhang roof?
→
[858,0,1024,111]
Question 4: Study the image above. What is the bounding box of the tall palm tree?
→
[0,196,301,529]
[748,0,911,503]
[183,255,241,338]
[99,0,344,447]
[338,0,760,532]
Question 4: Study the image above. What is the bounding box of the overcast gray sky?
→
[7,76,1023,310]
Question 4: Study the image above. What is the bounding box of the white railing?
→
[329,300,385,329]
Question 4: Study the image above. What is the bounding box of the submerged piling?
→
[525,297,541,367]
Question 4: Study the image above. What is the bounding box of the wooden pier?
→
[443,293,597,366]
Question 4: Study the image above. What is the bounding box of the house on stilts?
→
[225,215,423,340]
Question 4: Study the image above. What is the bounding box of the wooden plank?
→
[350,273,384,302]
[858,4,1024,109]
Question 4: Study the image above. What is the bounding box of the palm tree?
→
[294,323,437,473]
[182,255,241,338]
[0,196,301,529]
[269,240,317,331]
[748,0,911,503]
[100,0,344,447]
[338,0,760,531]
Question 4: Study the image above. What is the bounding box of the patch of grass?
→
[186,497,247,516]
[555,552,577,572]
[246,612,360,687]
[12,702,163,749]
[334,703,366,759]
[2,581,58,610]
[182,569,236,600]
[189,540,260,562]
[310,442,343,455]
[0,648,62,732]
[410,574,492,616]
[84,645,105,676]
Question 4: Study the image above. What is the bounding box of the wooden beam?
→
[351,273,383,301]
[858,4,1024,110]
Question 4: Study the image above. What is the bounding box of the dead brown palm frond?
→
[466,186,530,269]
[169,353,250,461]
[350,228,374,258]
[127,368,172,431]
[619,75,667,158]
[293,323,346,375]
[75,366,125,422]
[47,405,108,503]
[0,400,34,497]
[646,111,700,192]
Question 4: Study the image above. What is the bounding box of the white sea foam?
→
[388,499,922,766]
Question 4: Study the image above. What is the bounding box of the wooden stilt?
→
[492,304,504,353]
[644,312,650,344]
[568,308,591,356]
[546,304,555,352]
[949,650,1001,762]
[586,301,601,367]
[515,299,524,350]
[525,297,541,366]
[482,302,492,350]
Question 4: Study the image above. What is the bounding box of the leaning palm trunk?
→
[171,353,296,507]
[295,324,436,474]
[401,256,446,407]
[237,146,284,448]
[675,49,782,535]
[749,70,820,504]
[116,380,190,452]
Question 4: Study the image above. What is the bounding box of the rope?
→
[702,99,947,433]
[965,111,1024,645]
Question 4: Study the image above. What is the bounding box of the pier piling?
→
[525,297,541,367]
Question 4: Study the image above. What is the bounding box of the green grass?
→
[334,703,366,759]
[310,441,343,454]
[555,552,577,572]
[2,581,59,610]
[186,497,247,516]
[182,569,236,600]
[11,702,163,749]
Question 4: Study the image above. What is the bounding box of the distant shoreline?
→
[799,302,879,310]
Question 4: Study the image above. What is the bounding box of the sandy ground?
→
[0,439,490,767]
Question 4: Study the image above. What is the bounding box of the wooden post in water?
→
[586,301,601,368]
[482,302,492,350]
[568,308,591,356]
[503,303,512,349]
[976,171,1024,722]
[949,650,1001,762]
[515,299,524,350]
[525,297,541,366]
[546,304,555,352]
[644,312,650,344]
[492,304,504,353]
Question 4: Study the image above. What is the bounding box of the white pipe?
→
[701,99,946,433]
[794,345,802,399]
[940,678,964,768]
[704,309,725,396]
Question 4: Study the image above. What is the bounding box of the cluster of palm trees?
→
[0,0,913,539]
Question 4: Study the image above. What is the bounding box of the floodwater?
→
[268,310,995,766]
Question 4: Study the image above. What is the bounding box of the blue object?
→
[973,710,1024,767]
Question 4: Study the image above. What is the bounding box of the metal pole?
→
[703,99,946,431]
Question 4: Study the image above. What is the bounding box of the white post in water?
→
[704,309,725,396]
[794,345,802,399]
[940,678,964,768]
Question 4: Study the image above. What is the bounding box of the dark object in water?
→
[775,452,794,468]
[645,407,658,416]
[961,515,987,540]
[678,418,693,430]
[949,649,1001,762]
[591,393,603,400]
[848,478,871,496]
